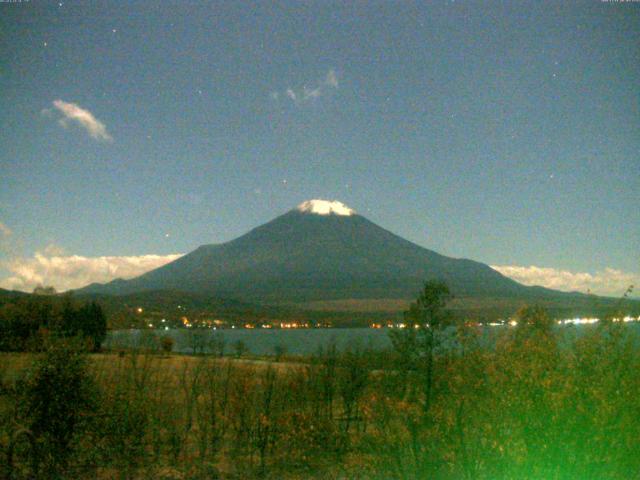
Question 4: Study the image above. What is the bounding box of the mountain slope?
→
[77,200,594,305]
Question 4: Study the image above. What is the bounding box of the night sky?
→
[1,1,638,295]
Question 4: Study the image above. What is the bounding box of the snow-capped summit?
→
[296,199,355,216]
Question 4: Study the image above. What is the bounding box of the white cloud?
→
[0,248,183,292]
[51,100,112,141]
[492,264,638,298]
[275,69,339,105]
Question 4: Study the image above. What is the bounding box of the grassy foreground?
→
[1,315,640,479]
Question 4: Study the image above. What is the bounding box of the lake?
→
[106,328,394,355]
[106,321,640,356]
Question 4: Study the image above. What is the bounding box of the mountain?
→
[0,288,30,302]
[76,200,603,312]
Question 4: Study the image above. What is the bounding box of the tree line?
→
[0,294,107,352]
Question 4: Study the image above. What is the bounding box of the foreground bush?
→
[9,340,97,478]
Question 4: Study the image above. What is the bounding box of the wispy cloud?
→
[48,100,113,141]
[0,222,12,238]
[272,69,339,105]
[0,221,15,258]
[285,88,297,102]
[303,86,322,100]
[0,247,183,292]
[325,68,339,88]
[492,264,638,298]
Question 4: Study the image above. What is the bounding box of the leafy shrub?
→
[18,340,97,474]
